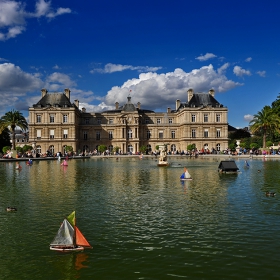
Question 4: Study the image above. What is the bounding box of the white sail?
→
[50,219,75,246]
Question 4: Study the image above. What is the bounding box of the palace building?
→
[28,88,228,155]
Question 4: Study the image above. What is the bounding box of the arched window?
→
[63,145,67,155]
[37,145,41,154]
[128,145,133,154]
[216,143,221,151]
[49,145,54,155]
[171,144,176,152]
[108,145,113,153]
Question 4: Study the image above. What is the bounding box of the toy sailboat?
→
[50,211,92,252]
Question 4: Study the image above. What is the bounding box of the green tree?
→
[0,110,28,150]
[65,145,73,153]
[22,145,33,153]
[250,142,259,150]
[2,146,11,154]
[98,145,107,154]
[249,106,280,148]
[139,145,147,154]
[0,127,11,152]
[187,143,196,151]
[113,146,120,154]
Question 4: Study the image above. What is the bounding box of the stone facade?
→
[28,88,228,155]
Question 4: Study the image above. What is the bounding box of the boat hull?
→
[50,246,84,252]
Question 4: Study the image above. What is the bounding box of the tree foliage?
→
[98,145,107,153]
[0,110,28,150]
[249,106,280,148]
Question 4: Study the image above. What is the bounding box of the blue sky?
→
[1,0,280,128]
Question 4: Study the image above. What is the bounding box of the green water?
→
[0,156,280,279]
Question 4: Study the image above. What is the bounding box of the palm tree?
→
[0,110,28,150]
[249,106,280,148]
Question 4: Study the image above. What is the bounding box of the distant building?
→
[10,129,29,147]
[28,88,228,155]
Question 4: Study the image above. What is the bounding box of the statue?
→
[158,144,169,166]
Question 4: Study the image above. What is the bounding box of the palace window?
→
[147,130,151,139]
[50,114,55,123]
[83,131,88,140]
[216,114,221,122]
[85,118,89,124]
[216,143,221,151]
[216,129,221,138]
[96,131,100,140]
[109,131,113,140]
[36,129,41,140]
[159,130,163,139]
[171,144,176,152]
[63,115,68,123]
[145,118,149,124]
[191,129,196,138]
[191,114,196,122]
[37,145,41,154]
[50,129,54,139]
[157,118,161,124]
[204,114,208,122]
[63,129,68,139]
[169,118,173,124]
[36,115,41,123]
[204,129,209,138]
[109,145,113,153]
[127,129,133,139]
[171,130,175,139]
[97,118,101,124]
[109,118,113,124]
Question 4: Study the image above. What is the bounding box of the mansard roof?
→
[33,92,74,108]
[178,92,224,110]
[102,96,155,114]
[189,93,222,107]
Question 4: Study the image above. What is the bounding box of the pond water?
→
[0,156,280,280]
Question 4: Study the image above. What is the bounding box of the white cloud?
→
[45,72,77,91]
[245,57,252,62]
[91,63,162,74]
[244,114,254,122]
[233,66,251,77]
[79,102,114,113]
[195,53,217,61]
[256,71,266,77]
[0,62,44,115]
[0,0,71,41]
[105,65,242,110]
[217,63,230,74]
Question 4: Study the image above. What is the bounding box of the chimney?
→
[167,107,171,113]
[82,107,86,112]
[115,102,119,109]
[137,102,141,109]
[64,88,71,99]
[209,89,215,97]
[176,99,180,110]
[41,88,48,97]
[187,88,194,102]
[74,99,79,109]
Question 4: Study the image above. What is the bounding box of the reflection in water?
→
[0,157,280,279]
